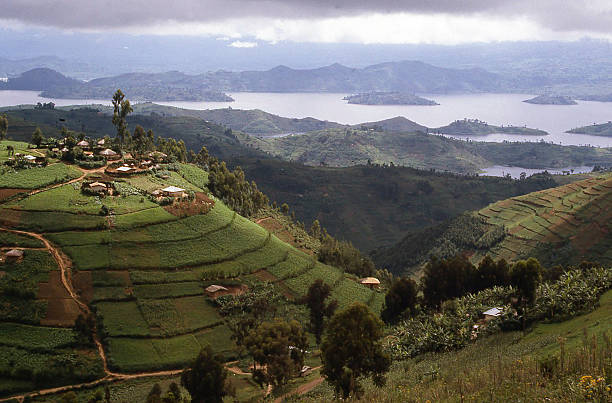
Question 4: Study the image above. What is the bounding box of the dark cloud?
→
[1,0,611,34]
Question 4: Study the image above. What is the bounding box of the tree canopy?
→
[381,277,418,323]
[303,279,338,344]
[111,89,133,147]
[181,346,231,403]
[0,114,8,140]
[321,302,391,399]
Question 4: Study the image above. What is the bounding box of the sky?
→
[2,1,612,45]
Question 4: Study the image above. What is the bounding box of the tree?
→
[73,313,96,345]
[146,383,163,403]
[303,280,338,344]
[381,277,418,323]
[31,127,44,147]
[474,255,510,291]
[321,303,391,399]
[421,255,476,308]
[244,319,308,389]
[111,89,133,148]
[510,257,542,330]
[181,346,231,403]
[132,124,147,157]
[309,219,322,239]
[0,114,8,140]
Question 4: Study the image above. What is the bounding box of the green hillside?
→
[0,146,382,398]
[434,118,548,136]
[567,121,612,137]
[375,173,612,275]
[246,128,612,173]
[234,158,561,251]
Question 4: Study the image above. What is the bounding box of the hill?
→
[567,121,612,137]
[129,103,344,135]
[233,158,561,251]
[434,118,548,136]
[0,68,82,93]
[246,127,611,173]
[343,92,438,105]
[34,61,510,100]
[0,147,385,398]
[373,173,612,275]
[351,116,427,133]
[523,95,577,105]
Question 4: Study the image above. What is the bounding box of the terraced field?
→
[0,155,381,397]
[474,173,612,265]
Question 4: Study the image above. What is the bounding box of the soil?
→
[163,192,214,217]
[0,188,27,202]
[37,271,81,327]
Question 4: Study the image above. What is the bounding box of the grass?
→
[0,250,57,298]
[284,263,344,297]
[125,170,203,193]
[267,251,315,279]
[0,141,35,163]
[0,163,81,189]
[298,290,612,403]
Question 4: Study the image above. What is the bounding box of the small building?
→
[205,284,228,296]
[88,182,108,194]
[76,140,90,148]
[100,148,119,160]
[61,147,69,153]
[116,166,133,173]
[97,139,106,146]
[360,277,381,289]
[5,249,24,263]
[482,307,503,321]
[161,186,186,198]
[299,366,313,377]
[24,155,37,163]
[83,151,94,158]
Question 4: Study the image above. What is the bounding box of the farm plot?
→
[284,263,344,297]
[111,207,177,229]
[92,286,132,302]
[127,171,203,193]
[129,270,201,285]
[267,250,315,280]
[138,296,222,337]
[0,209,106,232]
[0,231,43,247]
[7,183,159,215]
[133,282,203,299]
[0,163,81,189]
[330,278,376,310]
[178,163,209,189]
[95,301,150,337]
[0,323,76,351]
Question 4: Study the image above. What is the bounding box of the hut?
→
[360,277,380,289]
[88,182,108,194]
[116,166,133,174]
[5,249,24,263]
[24,155,37,163]
[482,307,503,322]
[205,284,228,297]
[161,186,186,198]
[100,148,119,160]
[76,140,90,149]
[97,139,106,146]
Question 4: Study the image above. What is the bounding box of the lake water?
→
[480,165,594,179]
[2,89,612,149]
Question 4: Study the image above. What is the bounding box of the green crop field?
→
[0,163,81,189]
[472,173,612,266]
[0,158,381,399]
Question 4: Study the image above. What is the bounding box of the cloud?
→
[228,40,257,48]
[1,1,612,43]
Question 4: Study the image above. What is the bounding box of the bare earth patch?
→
[38,271,81,326]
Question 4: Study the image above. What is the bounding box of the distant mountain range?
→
[0,61,510,101]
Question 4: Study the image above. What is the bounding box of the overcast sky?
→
[2,1,612,45]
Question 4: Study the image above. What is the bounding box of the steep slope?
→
[374,173,612,275]
[0,153,382,398]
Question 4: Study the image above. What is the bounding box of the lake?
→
[1,90,612,149]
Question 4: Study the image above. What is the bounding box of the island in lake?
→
[434,118,548,136]
[567,121,612,137]
[523,95,577,105]
[343,92,438,105]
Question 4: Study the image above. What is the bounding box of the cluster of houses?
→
[6,153,46,166]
